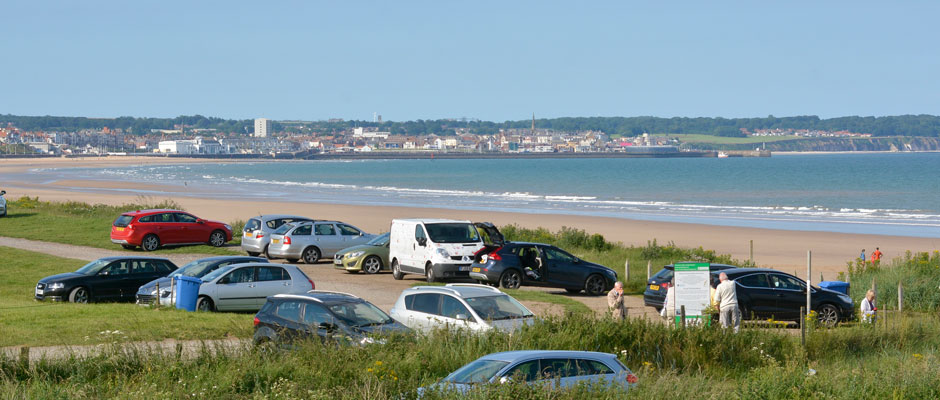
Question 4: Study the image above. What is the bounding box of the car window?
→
[575,359,614,376]
[150,213,175,223]
[101,261,130,276]
[424,223,480,243]
[328,302,394,327]
[315,224,336,236]
[504,360,540,382]
[737,273,770,288]
[114,215,134,227]
[543,247,577,262]
[156,261,174,274]
[652,268,674,282]
[132,260,156,274]
[137,215,153,223]
[224,267,255,283]
[292,225,312,236]
[257,266,288,281]
[275,301,303,323]
[405,293,440,315]
[245,218,262,231]
[440,295,471,319]
[415,225,427,241]
[337,224,361,236]
[265,219,279,229]
[465,295,533,320]
[273,223,294,235]
[541,359,577,379]
[303,303,334,326]
[769,274,805,291]
[175,213,198,223]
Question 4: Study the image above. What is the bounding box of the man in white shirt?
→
[713,272,741,333]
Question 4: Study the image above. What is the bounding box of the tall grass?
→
[845,251,940,311]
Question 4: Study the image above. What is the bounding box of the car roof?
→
[97,256,172,262]
[121,209,184,216]
[718,267,791,276]
[272,291,363,304]
[251,215,313,221]
[504,242,554,247]
[405,284,506,298]
[191,256,266,263]
[478,350,617,363]
[665,262,737,271]
[217,262,297,269]
[393,218,472,224]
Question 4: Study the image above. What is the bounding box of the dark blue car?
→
[469,242,617,296]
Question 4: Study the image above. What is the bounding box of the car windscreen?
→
[113,215,133,227]
[443,359,509,384]
[651,268,673,282]
[367,232,390,246]
[75,259,113,275]
[200,265,235,282]
[424,223,480,243]
[171,260,218,278]
[327,301,396,328]
[465,295,533,321]
[272,223,295,235]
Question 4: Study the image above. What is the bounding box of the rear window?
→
[114,215,134,227]
[651,268,673,283]
[273,223,295,235]
[245,218,261,232]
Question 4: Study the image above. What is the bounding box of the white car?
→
[268,220,375,264]
[389,219,486,282]
[389,284,535,333]
[0,189,7,217]
[196,263,315,312]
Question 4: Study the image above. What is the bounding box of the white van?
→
[390,219,488,282]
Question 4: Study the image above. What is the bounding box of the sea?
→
[31,152,940,238]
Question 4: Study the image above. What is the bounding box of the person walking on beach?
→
[607,281,627,320]
[871,247,883,265]
[713,272,741,333]
[859,249,866,263]
[860,289,877,323]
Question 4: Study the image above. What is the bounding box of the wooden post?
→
[820,272,824,282]
[680,305,686,328]
[19,346,29,366]
[624,259,630,282]
[154,281,160,307]
[800,307,806,347]
[806,251,812,316]
[898,282,904,312]
[646,261,651,280]
[170,278,176,307]
[749,240,754,265]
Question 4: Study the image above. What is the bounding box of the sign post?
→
[673,262,711,326]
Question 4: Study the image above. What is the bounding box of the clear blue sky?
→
[2,1,937,122]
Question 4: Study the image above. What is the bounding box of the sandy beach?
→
[2,156,938,278]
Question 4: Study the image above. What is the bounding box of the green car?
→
[333,232,390,274]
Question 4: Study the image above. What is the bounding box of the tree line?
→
[2,114,939,137]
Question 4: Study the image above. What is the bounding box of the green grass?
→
[845,251,940,312]
[0,246,252,347]
[1,196,241,255]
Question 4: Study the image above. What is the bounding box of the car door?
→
[313,223,343,257]
[501,359,541,384]
[438,294,478,330]
[411,224,429,273]
[92,260,132,301]
[768,274,807,320]
[303,302,338,343]
[403,293,441,332]
[174,212,207,243]
[253,266,294,307]
[150,213,178,243]
[733,273,775,318]
[568,358,618,388]
[126,260,163,300]
[337,223,369,247]
[270,300,307,343]
[213,266,257,311]
[540,246,581,288]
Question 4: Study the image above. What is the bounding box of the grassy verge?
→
[1,196,242,255]
[845,251,940,311]
[0,246,252,347]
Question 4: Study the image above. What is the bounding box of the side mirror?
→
[196,219,206,224]
[417,237,427,246]
[455,313,469,321]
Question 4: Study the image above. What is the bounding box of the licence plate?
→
[458,266,470,272]
[472,267,481,273]
[649,285,659,291]
[36,288,43,296]
[115,227,125,232]
[272,239,280,244]
[245,232,253,238]
[334,259,342,265]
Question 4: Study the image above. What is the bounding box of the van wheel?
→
[391,259,404,280]
[500,270,522,289]
[425,264,437,283]
[302,247,321,264]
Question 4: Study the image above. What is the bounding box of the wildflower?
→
[913,353,924,360]
[375,361,383,366]
[367,368,373,372]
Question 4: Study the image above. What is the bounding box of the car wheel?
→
[302,247,321,264]
[584,274,606,296]
[565,288,582,294]
[196,296,214,312]
[263,245,272,259]
[362,256,382,274]
[121,244,136,250]
[246,251,260,257]
[817,304,840,327]
[209,230,227,247]
[141,234,160,251]
[69,287,90,304]
[425,264,437,283]
[391,259,404,280]
[500,270,522,289]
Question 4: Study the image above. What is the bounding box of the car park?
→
[135,256,265,305]
[241,214,313,257]
[643,263,737,311]
[419,350,637,396]
[333,232,390,274]
[36,257,177,303]
[110,209,233,251]
[267,220,375,264]
[253,291,410,347]
[389,219,500,282]
[470,242,618,296]
[196,263,315,312]
[389,284,535,333]
[719,268,854,326]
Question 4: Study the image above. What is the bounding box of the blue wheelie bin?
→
[174,275,202,312]
[819,281,850,295]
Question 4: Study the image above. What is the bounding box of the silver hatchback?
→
[267,221,375,264]
[241,215,313,257]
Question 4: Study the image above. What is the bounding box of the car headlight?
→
[347,251,365,259]
[435,248,450,259]
[48,282,64,290]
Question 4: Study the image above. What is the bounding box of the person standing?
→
[859,249,866,263]
[661,278,676,320]
[712,272,741,333]
[607,281,627,320]
[860,289,877,323]
[871,248,883,265]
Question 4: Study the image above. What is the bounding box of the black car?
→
[253,291,410,347]
[719,268,854,325]
[35,257,177,303]
[469,242,618,296]
[643,263,738,311]
[135,256,265,305]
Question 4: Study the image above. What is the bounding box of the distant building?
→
[254,118,272,138]
[158,140,196,154]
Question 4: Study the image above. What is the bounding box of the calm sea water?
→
[37,153,940,237]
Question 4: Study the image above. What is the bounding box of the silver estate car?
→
[419,350,638,396]
[389,284,535,334]
[196,263,315,312]
[267,221,375,264]
[241,215,313,257]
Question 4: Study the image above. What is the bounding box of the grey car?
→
[241,215,314,257]
[267,220,375,264]
[419,350,638,396]
[196,263,316,312]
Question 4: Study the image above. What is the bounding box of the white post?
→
[624,259,630,281]
[647,260,652,280]
[806,251,812,315]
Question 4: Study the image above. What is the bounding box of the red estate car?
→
[111,209,233,251]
